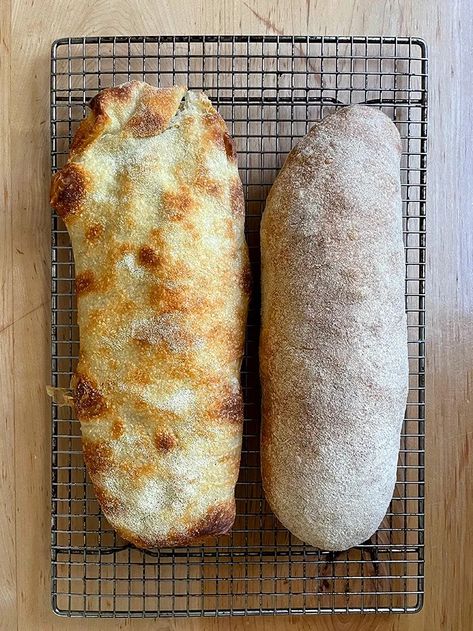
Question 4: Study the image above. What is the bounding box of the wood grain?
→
[0,2,17,631]
[2,0,472,630]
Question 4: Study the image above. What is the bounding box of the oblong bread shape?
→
[260,105,408,551]
[50,81,250,548]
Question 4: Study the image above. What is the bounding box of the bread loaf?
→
[50,82,250,548]
[260,105,408,551]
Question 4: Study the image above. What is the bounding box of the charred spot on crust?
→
[83,440,114,475]
[75,270,95,295]
[85,223,104,243]
[74,375,107,420]
[230,179,245,216]
[219,389,244,425]
[50,163,90,219]
[154,430,177,453]
[138,245,160,269]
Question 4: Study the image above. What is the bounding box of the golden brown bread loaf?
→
[50,81,250,548]
[260,105,408,551]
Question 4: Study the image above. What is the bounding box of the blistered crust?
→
[51,81,250,547]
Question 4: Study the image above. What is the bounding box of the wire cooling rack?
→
[50,35,427,617]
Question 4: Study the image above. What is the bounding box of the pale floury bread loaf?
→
[260,105,408,551]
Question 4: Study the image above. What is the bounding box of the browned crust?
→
[85,223,104,243]
[117,500,236,549]
[71,83,186,153]
[111,418,125,440]
[260,390,274,490]
[75,269,95,295]
[230,178,245,216]
[94,487,124,520]
[126,365,153,386]
[190,501,236,539]
[223,133,237,161]
[126,108,165,138]
[51,84,187,219]
[50,163,91,219]
[218,389,244,425]
[70,111,109,156]
[148,283,182,312]
[51,81,247,549]
[83,439,114,475]
[69,83,136,155]
[162,187,196,220]
[201,110,237,163]
[240,261,252,295]
[125,85,184,138]
[154,429,178,452]
[74,374,108,420]
[137,245,160,269]
[193,165,223,198]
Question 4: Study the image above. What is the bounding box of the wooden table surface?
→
[1,1,472,629]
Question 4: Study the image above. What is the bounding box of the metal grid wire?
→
[50,35,427,617]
